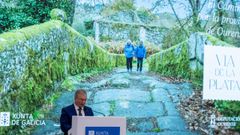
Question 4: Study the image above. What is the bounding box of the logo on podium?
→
[88,130,95,135]
[86,127,120,135]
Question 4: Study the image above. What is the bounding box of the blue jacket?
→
[60,104,94,135]
[135,45,146,58]
[124,43,135,58]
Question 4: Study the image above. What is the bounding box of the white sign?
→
[69,116,126,135]
[203,45,240,101]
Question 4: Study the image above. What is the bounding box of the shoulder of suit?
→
[84,106,92,110]
[63,104,74,110]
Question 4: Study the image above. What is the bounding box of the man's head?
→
[127,39,132,45]
[74,89,87,108]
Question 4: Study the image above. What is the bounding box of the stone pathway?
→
[33,68,199,135]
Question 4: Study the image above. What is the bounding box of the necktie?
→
[78,108,82,116]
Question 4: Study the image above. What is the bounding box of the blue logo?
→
[86,127,120,135]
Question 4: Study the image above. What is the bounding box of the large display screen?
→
[0,0,240,134]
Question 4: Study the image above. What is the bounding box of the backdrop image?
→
[0,0,240,134]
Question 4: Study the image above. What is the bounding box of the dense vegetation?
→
[0,20,125,134]
[0,0,76,33]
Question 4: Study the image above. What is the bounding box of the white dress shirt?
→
[74,104,85,116]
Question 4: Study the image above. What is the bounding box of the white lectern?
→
[68,116,126,135]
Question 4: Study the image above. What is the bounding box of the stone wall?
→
[0,20,125,114]
[188,32,231,71]
[148,32,232,82]
[148,41,190,78]
[97,21,168,45]
[145,27,168,46]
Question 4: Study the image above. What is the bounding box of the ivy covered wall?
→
[0,20,125,134]
[148,41,190,79]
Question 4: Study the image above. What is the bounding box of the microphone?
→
[92,110,106,116]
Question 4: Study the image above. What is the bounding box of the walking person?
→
[135,41,146,72]
[124,39,135,72]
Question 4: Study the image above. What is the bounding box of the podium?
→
[68,116,126,135]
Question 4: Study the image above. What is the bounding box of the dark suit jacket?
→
[60,104,94,135]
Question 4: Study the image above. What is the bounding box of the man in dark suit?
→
[60,89,94,135]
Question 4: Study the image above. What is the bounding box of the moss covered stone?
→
[148,32,234,87]
[50,8,67,21]
[0,19,125,134]
[148,41,190,79]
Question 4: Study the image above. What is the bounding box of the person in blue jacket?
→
[135,41,146,72]
[60,89,94,135]
[124,40,135,72]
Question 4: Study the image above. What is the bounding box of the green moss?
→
[151,127,161,132]
[197,32,231,47]
[148,32,234,86]
[61,78,78,91]
[0,32,26,51]
[148,41,190,79]
[112,23,129,29]
[50,8,67,21]
[46,92,61,106]
[100,35,112,42]
[103,0,135,12]
[214,100,240,131]
[0,84,3,93]
[109,101,116,115]
[191,68,203,89]
[17,20,63,40]
[0,19,126,134]
[214,99,240,131]
[0,20,64,52]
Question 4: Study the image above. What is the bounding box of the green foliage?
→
[215,101,240,131]
[0,7,38,33]
[206,33,231,46]
[101,0,135,15]
[190,68,203,89]
[55,0,76,24]
[73,21,86,34]
[215,101,240,116]
[137,7,156,23]
[151,127,161,132]
[100,35,112,42]
[109,101,116,115]
[82,19,94,37]
[0,85,2,93]
[162,27,187,49]
[0,0,76,33]
[45,92,59,106]
[84,20,94,30]
[148,41,190,79]
[50,8,67,21]
[129,27,139,41]
[98,40,160,55]
[110,0,135,11]
[62,69,109,91]
[112,23,128,29]
[0,20,125,134]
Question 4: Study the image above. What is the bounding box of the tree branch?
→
[168,0,189,36]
